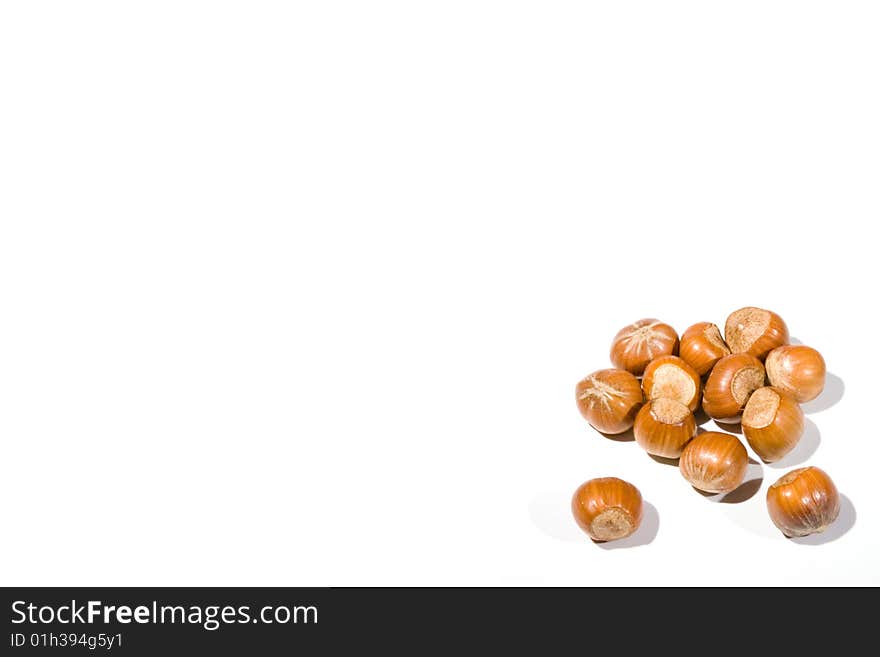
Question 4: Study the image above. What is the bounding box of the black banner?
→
[0,587,856,653]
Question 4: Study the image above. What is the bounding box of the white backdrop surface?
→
[1,2,878,585]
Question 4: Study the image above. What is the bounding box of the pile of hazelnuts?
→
[571,307,839,543]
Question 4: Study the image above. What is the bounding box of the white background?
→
[1,2,878,586]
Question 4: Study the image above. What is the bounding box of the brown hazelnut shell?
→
[633,398,696,458]
[576,369,644,434]
[765,345,826,403]
[766,467,840,537]
[702,353,765,423]
[724,307,789,361]
[679,431,748,494]
[571,477,643,542]
[742,386,804,462]
[609,319,679,376]
[679,322,730,376]
[642,355,701,412]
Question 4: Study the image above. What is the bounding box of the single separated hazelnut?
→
[571,477,643,542]
[767,467,840,537]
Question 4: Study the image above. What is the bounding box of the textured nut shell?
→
[641,355,701,411]
[765,345,826,403]
[571,477,643,542]
[576,369,644,434]
[679,432,748,494]
[742,387,804,462]
[609,319,679,376]
[766,467,840,537]
[679,322,730,376]
[633,398,696,458]
[724,307,789,360]
[701,353,766,422]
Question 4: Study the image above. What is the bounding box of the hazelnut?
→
[609,319,679,376]
[742,386,804,462]
[766,467,840,537]
[702,353,765,423]
[724,307,789,360]
[679,322,730,376]
[641,355,701,412]
[571,477,643,542]
[633,398,696,458]
[679,431,748,494]
[575,369,644,434]
[765,345,826,403]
